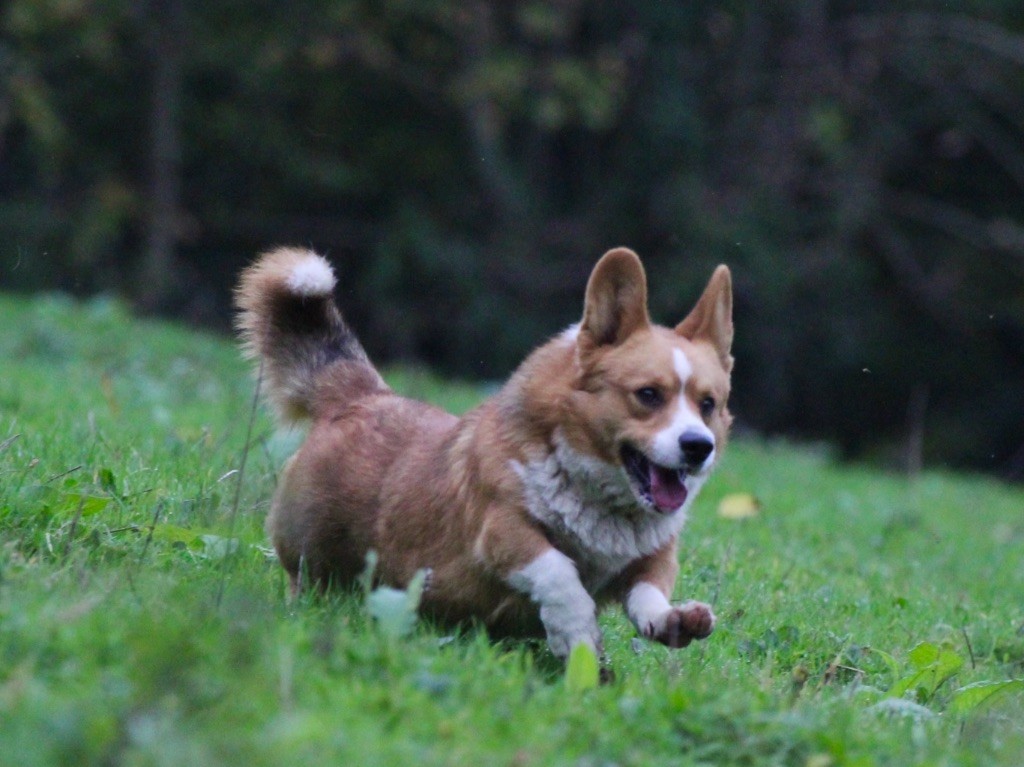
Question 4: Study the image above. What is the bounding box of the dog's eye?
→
[634,387,664,409]
[699,396,716,419]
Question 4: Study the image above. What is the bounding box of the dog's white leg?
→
[626,581,672,637]
[626,582,715,648]
[508,549,603,659]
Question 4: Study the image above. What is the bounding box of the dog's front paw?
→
[544,617,604,660]
[541,599,604,659]
[649,601,715,648]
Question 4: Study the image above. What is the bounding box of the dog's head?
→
[564,248,733,515]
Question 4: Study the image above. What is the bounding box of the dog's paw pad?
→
[678,601,715,639]
[653,602,715,648]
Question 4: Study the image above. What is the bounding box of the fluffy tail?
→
[235,247,384,423]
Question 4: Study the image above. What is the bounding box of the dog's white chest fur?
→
[513,430,692,593]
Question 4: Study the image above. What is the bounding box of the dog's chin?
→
[619,443,691,514]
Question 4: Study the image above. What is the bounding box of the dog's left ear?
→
[676,265,733,370]
[579,248,651,349]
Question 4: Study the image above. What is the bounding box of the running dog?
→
[236,247,733,658]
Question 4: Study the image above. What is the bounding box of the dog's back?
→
[236,248,453,588]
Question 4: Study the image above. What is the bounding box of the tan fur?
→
[236,246,733,658]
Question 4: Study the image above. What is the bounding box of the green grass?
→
[1,292,1022,766]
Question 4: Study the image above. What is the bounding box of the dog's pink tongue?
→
[650,465,688,513]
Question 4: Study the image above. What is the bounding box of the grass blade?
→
[948,679,1024,716]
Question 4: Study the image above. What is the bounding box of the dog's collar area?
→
[620,443,689,514]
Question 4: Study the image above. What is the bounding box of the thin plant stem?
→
[215,359,263,609]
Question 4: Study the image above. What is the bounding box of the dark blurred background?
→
[1,1,1023,478]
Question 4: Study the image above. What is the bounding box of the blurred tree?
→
[139,0,185,311]
[1,0,142,293]
[0,0,1022,476]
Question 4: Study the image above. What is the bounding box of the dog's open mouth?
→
[620,443,688,514]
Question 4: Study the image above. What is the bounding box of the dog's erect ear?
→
[676,265,733,369]
[580,248,650,348]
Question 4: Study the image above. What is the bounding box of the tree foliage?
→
[1,0,1023,475]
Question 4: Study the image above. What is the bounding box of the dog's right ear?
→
[579,248,651,351]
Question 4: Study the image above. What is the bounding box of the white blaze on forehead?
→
[649,347,715,468]
[286,256,336,296]
[672,348,693,383]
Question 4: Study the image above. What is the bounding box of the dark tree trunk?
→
[139,0,184,312]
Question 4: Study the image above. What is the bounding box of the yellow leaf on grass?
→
[717,493,760,519]
[565,643,600,692]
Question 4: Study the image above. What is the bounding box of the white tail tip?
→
[285,255,336,296]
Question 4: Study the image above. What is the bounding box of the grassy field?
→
[1,292,1022,767]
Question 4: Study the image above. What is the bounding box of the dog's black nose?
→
[679,432,714,467]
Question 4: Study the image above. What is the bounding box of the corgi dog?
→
[236,247,733,659]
